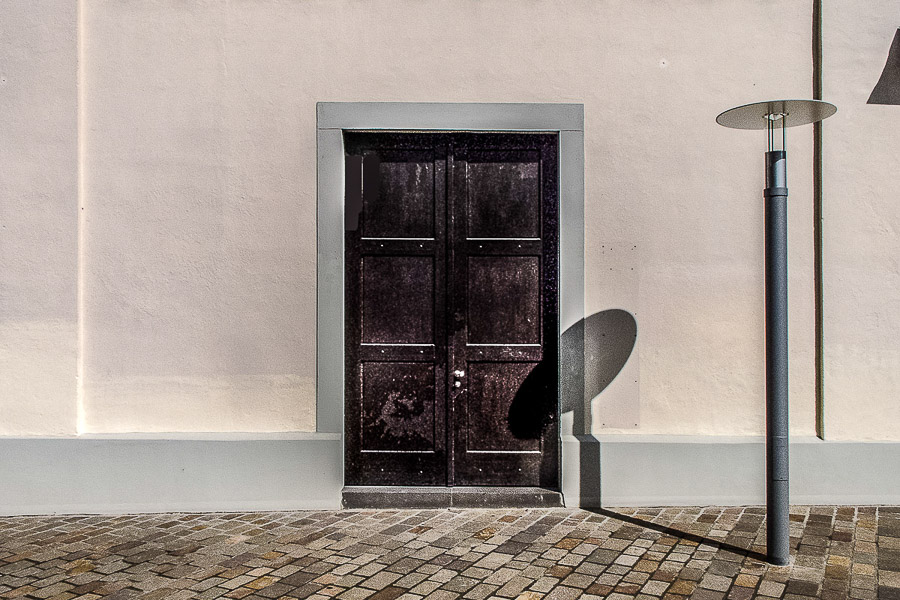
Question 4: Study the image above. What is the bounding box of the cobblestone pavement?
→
[1,506,899,600]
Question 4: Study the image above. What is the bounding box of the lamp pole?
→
[717,99,836,566]
[764,139,789,565]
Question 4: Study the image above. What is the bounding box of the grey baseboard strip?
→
[0,435,343,515]
[594,436,900,507]
[5,435,899,515]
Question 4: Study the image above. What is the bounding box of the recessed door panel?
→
[467,151,541,238]
[361,150,435,238]
[467,256,541,345]
[345,132,558,490]
[361,256,434,344]
[362,362,436,452]
[465,362,541,452]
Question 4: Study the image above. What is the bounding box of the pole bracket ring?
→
[764,187,789,198]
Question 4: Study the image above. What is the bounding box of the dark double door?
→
[344,132,559,488]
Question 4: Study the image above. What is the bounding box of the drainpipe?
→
[813,0,826,440]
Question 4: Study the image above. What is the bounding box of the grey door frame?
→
[316,102,585,497]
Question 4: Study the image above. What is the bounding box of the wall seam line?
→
[76,0,86,435]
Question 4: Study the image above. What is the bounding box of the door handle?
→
[452,370,465,389]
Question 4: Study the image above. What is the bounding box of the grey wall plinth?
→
[596,435,900,507]
[0,434,342,515]
[791,439,900,504]
[561,434,602,508]
[5,433,900,514]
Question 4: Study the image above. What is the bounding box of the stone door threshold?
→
[341,486,563,509]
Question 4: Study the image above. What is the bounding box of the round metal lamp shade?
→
[717,99,837,129]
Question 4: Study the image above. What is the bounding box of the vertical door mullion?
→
[447,137,468,487]
[433,138,448,485]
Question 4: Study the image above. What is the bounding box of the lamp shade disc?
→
[716,99,837,129]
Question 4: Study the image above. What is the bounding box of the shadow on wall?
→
[507,309,638,440]
[868,28,900,105]
[567,309,637,506]
[507,309,637,504]
[561,309,638,435]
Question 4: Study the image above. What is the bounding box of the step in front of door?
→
[341,486,563,509]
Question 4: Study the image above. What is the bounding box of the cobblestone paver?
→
[1,506,899,599]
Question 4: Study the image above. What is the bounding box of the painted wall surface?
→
[579,3,817,437]
[81,3,317,432]
[0,1,78,435]
[823,7,900,440]
[79,0,817,435]
[2,0,895,440]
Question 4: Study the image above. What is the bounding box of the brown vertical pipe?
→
[813,0,825,440]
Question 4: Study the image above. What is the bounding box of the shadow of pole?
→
[560,309,639,432]
[588,508,769,564]
[505,309,637,505]
[561,310,637,506]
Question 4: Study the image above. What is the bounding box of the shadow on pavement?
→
[588,508,769,564]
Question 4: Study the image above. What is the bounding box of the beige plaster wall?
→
[823,7,900,439]
[0,1,78,435]
[8,0,892,439]
[81,2,317,432]
[580,3,816,437]
[76,0,818,435]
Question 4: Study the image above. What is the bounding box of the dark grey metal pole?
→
[764,149,790,566]
[718,99,835,567]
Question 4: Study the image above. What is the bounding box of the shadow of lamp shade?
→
[717,99,836,566]
[869,28,900,105]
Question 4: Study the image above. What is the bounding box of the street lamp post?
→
[716,99,836,566]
